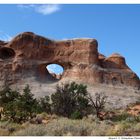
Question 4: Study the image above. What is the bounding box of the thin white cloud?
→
[0,31,12,41]
[17,4,61,15]
[35,4,60,15]
[17,4,35,9]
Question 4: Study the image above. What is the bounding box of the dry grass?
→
[0,111,140,136]
[13,113,140,136]
[13,116,114,136]
[0,117,140,136]
[0,121,22,136]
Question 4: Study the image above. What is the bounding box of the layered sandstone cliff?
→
[0,32,139,90]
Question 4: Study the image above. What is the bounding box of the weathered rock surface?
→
[0,32,139,90]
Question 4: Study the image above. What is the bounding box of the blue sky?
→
[0,4,140,76]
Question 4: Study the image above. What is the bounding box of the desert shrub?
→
[51,82,91,118]
[109,121,133,136]
[124,115,140,123]
[37,96,51,114]
[0,86,19,107]
[111,112,131,122]
[107,121,140,136]
[133,116,140,122]
[2,85,39,123]
[122,122,140,136]
[70,110,82,119]
[0,85,53,123]
[131,123,140,131]
[88,92,107,119]
[0,87,20,121]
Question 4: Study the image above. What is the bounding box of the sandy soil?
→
[11,77,140,110]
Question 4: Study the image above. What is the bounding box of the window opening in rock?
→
[46,64,64,80]
[0,47,15,59]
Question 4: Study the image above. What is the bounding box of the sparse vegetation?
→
[0,82,140,136]
[0,114,138,136]
[0,82,92,122]
[13,117,109,136]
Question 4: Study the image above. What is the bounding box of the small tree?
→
[51,82,90,119]
[19,85,38,117]
[88,92,107,119]
[0,86,20,120]
[38,96,51,114]
[0,86,19,107]
[3,85,39,123]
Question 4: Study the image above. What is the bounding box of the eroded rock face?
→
[0,32,139,89]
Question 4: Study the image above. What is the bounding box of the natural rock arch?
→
[37,63,64,81]
[0,32,139,89]
[46,64,64,78]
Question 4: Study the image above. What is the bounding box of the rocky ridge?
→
[0,32,139,88]
[0,32,140,108]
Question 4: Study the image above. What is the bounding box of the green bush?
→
[0,85,52,123]
[0,82,108,123]
[0,86,19,107]
[51,82,91,118]
[70,111,82,120]
[0,85,38,122]
[38,96,51,114]
[111,112,131,122]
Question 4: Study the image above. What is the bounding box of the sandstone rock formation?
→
[0,32,139,90]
